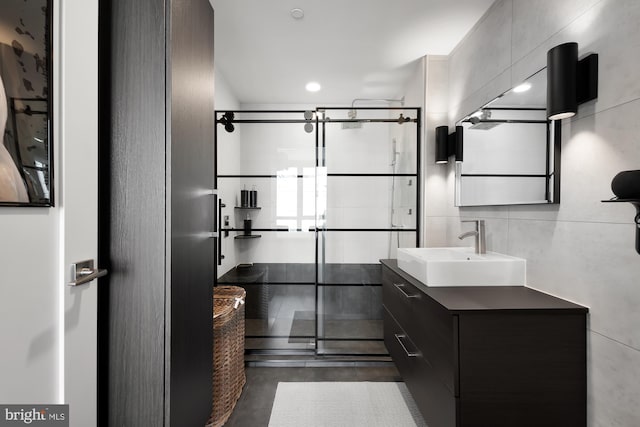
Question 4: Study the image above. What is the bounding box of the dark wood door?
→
[100,0,168,425]
[168,0,215,425]
[100,0,215,425]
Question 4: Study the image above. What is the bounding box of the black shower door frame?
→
[214,107,421,358]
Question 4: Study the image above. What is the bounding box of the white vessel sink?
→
[397,247,526,287]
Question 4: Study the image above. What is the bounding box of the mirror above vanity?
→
[455,68,561,207]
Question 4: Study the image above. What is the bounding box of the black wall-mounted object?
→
[547,42,598,120]
[452,125,463,162]
[435,126,449,163]
[435,125,463,164]
[611,170,640,200]
[219,111,235,133]
[602,170,640,254]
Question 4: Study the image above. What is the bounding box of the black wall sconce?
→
[547,42,598,120]
[435,125,463,164]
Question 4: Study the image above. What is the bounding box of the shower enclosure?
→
[215,107,420,360]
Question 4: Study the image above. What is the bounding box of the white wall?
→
[422,55,453,247]
[0,211,59,402]
[215,70,241,275]
[425,1,640,425]
[0,0,97,406]
[396,58,426,251]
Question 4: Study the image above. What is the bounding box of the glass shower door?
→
[215,108,420,360]
[216,110,318,355]
[315,107,420,356]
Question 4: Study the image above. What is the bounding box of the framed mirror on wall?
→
[0,0,53,207]
[455,68,560,207]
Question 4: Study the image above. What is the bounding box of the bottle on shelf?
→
[243,213,252,236]
[249,185,258,208]
[240,185,249,207]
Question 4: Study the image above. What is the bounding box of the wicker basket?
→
[206,286,246,427]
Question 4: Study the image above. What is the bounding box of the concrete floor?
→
[223,365,402,427]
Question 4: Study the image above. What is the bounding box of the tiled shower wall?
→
[217,103,418,268]
[421,1,640,425]
[214,70,242,274]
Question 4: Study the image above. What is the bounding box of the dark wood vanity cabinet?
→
[381,260,588,427]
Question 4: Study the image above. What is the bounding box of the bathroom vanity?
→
[381,259,587,427]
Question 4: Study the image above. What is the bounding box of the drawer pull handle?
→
[395,334,419,357]
[393,283,418,298]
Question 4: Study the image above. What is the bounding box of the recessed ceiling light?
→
[305,81,321,92]
[290,8,304,20]
[513,82,532,93]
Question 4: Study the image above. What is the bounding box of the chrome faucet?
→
[458,220,486,254]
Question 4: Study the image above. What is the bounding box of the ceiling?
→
[209,0,495,105]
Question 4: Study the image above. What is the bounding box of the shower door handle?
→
[209,190,225,266]
[217,196,225,266]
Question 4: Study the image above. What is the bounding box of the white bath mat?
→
[268,382,427,427]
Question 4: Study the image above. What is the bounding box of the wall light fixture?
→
[547,42,598,120]
[435,125,463,164]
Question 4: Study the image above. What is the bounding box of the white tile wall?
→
[588,332,640,426]
[511,0,602,64]
[448,0,513,114]
[422,0,640,424]
[215,70,242,275]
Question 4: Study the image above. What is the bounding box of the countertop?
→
[381,259,588,314]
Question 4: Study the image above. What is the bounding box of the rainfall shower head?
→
[467,109,500,130]
[469,122,501,130]
[343,108,362,129]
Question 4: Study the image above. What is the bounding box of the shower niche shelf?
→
[601,198,640,254]
[235,234,262,240]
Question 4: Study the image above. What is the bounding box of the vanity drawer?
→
[410,293,457,395]
[383,266,457,395]
[384,308,456,427]
[382,267,419,334]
